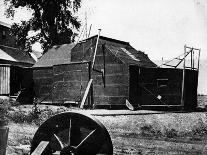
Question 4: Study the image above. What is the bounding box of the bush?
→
[164,128,178,138]
[0,98,10,126]
[192,118,207,136]
[140,124,162,137]
[8,109,38,124]
[8,105,69,126]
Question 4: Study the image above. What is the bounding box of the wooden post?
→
[181,45,186,108]
[88,24,92,38]
[191,49,192,70]
[102,44,106,87]
[88,62,94,108]
[80,79,93,109]
[0,126,9,155]
[92,29,101,68]
[192,50,194,69]
[198,49,201,72]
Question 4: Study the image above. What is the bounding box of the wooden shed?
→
[0,46,35,103]
[33,35,157,108]
[33,36,199,110]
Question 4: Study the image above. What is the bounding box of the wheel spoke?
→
[53,134,64,150]
[76,129,96,149]
[52,151,61,155]
[75,128,106,154]
[68,118,72,146]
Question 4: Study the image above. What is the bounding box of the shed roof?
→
[85,35,130,46]
[0,21,11,28]
[84,35,157,67]
[106,45,157,67]
[33,44,74,68]
[0,45,36,65]
[0,48,16,61]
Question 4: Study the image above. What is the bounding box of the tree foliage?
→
[4,0,82,52]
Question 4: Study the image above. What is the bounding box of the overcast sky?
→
[0,0,207,61]
[1,0,207,93]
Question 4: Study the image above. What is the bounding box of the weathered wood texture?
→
[0,66,10,95]
[33,67,53,101]
[129,66,198,110]
[0,126,9,155]
[33,36,158,108]
[52,63,90,104]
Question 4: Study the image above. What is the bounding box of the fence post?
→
[0,125,9,155]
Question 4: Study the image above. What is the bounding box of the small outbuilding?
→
[33,35,199,110]
[0,46,35,103]
[33,35,156,108]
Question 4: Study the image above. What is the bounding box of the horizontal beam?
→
[185,46,200,51]
[141,105,182,107]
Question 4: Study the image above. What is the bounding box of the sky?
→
[79,0,207,61]
[0,0,207,94]
[0,0,207,61]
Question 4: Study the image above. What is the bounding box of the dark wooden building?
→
[0,21,35,103]
[33,35,156,108]
[33,35,198,110]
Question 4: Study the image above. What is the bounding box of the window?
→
[157,78,168,88]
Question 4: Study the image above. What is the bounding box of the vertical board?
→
[184,69,198,110]
[0,66,10,95]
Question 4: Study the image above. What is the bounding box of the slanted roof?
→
[106,45,157,67]
[0,45,36,65]
[86,35,130,46]
[0,21,11,28]
[33,44,74,68]
[81,35,157,67]
[31,50,43,59]
[0,48,16,61]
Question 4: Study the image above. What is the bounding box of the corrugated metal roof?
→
[0,45,35,65]
[106,45,157,67]
[33,44,74,68]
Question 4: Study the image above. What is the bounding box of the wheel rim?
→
[30,111,113,155]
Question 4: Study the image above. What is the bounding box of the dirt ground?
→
[4,95,207,154]
[5,109,207,154]
[6,121,206,155]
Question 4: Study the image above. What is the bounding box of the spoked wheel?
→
[30,112,113,155]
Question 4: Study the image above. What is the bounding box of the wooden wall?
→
[33,38,130,108]
[72,38,130,109]
[0,65,10,95]
[33,67,53,102]
[52,62,90,104]
[129,66,198,110]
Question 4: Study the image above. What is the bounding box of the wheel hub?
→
[60,146,76,155]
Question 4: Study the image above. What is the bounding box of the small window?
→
[2,30,6,39]
[157,79,168,88]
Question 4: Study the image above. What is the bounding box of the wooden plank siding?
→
[0,66,10,95]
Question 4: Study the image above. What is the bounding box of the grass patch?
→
[7,105,69,126]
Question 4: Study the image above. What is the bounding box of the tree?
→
[4,0,81,52]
